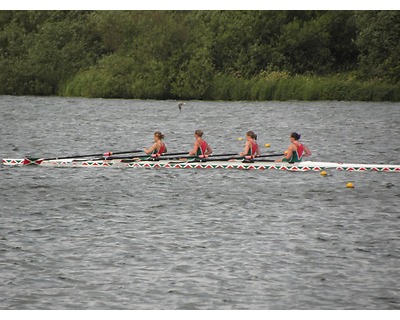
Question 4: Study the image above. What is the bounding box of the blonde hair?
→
[154,131,165,140]
[194,130,204,137]
[246,130,257,140]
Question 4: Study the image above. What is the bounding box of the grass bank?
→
[60,70,400,102]
[210,72,400,101]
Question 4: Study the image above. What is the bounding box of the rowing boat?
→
[3,158,400,172]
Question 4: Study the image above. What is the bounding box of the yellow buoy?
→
[284,150,288,155]
[238,137,243,141]
[346,182,354,188]
[320,171,327,176]
[264,143,271,148]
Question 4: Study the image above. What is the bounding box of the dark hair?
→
[290,132,301,140]
[246,130,257,140]
[194,129,203,137]
[154,131,165,140]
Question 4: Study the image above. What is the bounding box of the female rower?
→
[189,130,212,158]
[143,131,167,158]
[275,132,311,163]
[239,130,260,158]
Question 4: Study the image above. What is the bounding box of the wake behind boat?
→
[3,157,400,172]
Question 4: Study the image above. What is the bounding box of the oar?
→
[198,153,284,162]
[104,151,191,160]
[161,152,191,157]
[159,152,238,161]
[257,153,285,158]
[23,149,143,165]
[108,152,239,161]
[205,152,238,158]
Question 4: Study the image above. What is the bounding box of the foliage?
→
[355,11,400,83]
[0,11,104,95]
[0,10,398,101]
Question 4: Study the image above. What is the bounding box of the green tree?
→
[356,11,400,83]
[276,14,332,74]
[171,46,214,99]
[323,11,358,72]
[0,10,398,100]
[0,11,103,95]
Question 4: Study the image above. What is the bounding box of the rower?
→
[143,131,167,160]
[275,132,311,163]
[189,130,212,160]
[239,130,260,161]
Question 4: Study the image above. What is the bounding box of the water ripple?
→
[1,97,400,309]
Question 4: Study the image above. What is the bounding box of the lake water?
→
[1,96,399,310]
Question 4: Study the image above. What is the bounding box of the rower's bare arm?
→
[188,142,198,156]
[239,142,250,156]
[144,143,157,154]
[304,145,311,157]
[285,145,294,159]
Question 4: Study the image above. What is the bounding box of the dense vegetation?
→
[0,11,399,101]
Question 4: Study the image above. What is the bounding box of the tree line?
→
[0,10,399,101]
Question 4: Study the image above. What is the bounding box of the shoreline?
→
[57,73,400,102]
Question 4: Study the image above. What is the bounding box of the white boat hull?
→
[3,158,400,172]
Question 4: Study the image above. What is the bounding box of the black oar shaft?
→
[103,152,282,161]
[108,151,191,159]
[199,153,284,162]
[27,149,143,162]
[158,152,238,160]
[161,152,190,156]
[44,150,142,160]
